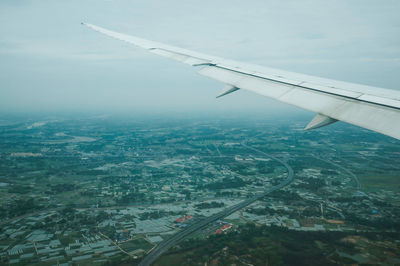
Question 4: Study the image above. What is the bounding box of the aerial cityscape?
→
[0,113,399,265]
[2,0,400,265]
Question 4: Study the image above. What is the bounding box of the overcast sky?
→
[0,0,399,114]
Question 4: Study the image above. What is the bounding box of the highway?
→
[139,143,294,266]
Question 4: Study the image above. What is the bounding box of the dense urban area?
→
[0,113,399,265]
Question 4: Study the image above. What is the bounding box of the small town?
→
[0,115,399,265]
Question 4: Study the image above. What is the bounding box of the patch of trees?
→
[96,210,112,221]
[117,192,146,205]
[334,196,367,203]
[321,169,338,176]
[345,213,400,230]
[175,149,194,155]
[301,206,321,217]
[77,170,106,176]
[202,177,248,190]
[8,185,31,194]
[45,183,76,194]
[61,205,76,216]
[372,199,392,207]
[195,201,225,209]
[1,198,43,220]
[255,162,274,174]
[247,206,282,216]
[76,212,98,227]
[295,178,326,190]
[181,190,191,200]
[102,176,138,186]
[80,189,97,197]
[271,177,286,186]
[139,210,183,220]
[165,223,383,266]
[228,163,257,176]
[269,190,302,201]
[215,191,241,197]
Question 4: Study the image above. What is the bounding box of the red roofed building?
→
[215,224,232,234]
[175,215,193,223]
[221,224,232,231]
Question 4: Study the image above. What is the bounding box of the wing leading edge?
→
[82,23,400,140]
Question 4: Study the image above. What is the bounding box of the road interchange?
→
[139,143,294,266]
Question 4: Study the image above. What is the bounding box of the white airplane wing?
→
[82,23,400,140]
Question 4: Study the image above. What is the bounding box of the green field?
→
[156,224,400,266]
[358,173,400,192]
[120,238,154,253]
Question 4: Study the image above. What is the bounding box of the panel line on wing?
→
[212,65,400,111]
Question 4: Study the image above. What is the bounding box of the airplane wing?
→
[82,23,400,140]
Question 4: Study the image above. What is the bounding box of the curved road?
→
[139,143,294,266]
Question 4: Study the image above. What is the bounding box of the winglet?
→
[216,85,240,98]
[304,114,338,131]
